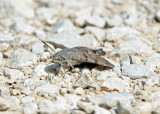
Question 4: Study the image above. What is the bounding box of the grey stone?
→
[97,70,117,81]
[122,64,154,79]
[86,16,105,28]
[35,7,58,22]
[82,34,99,49]
[4,67,24,80]
[52,19,76,33]
[35,84,59,97]
[0,87,10,97]
[101,77,127,93]
[21,96,35,104]
[106,27,141,42]
[77,101,94,114]
[32,42,44,55]
[0,0,34,19]
[106,15,123,27]
[34,64,48,77]
[23,103,38,114]
[109,40,153,57]
[18,36,37,47]
[0,34,15,43]
[145,53,160,69]
[74,68,92,88]
[94,106,111,114]
[99,93,134,109]
[21,88,32,96]
[0,53,3,66]
[11,21,34,34]
[85,26,105,41]
[0,43,10,51]
[9,48,37,69]
[155,11,160,22]
[0,98,9,111]
[117,100,133,114]
[46,33,86,48]
[6,96,20,111]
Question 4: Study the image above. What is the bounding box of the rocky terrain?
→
[0,0,160,114]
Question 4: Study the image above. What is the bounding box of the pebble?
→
[99,93,134,109]
[6,96,20,111]
[152,106,160,114]
[10,21,34,34]
[9,48,37,69]
[106,15,123,27]
[101,77,127,93]
[40,52,50,62]
[32,42,44,55]
[106,27,141,42]
[60,88,67,95]
[46,33,86,48]
[0,53,3,66]
[122,64,154,79]
[117,100,133,114]
[73,87,84,95]
[77,101,94,114]
[0,98,10,111]
[34,64,48,77]
[18,36,37,47]
[97,70,117,81]
[109,40,153,57]
[86,16,106,28]
[0,43,10,51]
[74,68,92,88]
[94,106,111,114]
[145,53,160,69]
[155,11,160,22]
[85,26,105,41]
[21,88,32,96]
[21,96,35,104]
[23,103,38,114]
[35,84,59,97]
[34,30,46,39]
[52,19,76,33]
[3,67,24,80]
[82,34,99,48]
[0,34,15,44]
[0,87,10,97]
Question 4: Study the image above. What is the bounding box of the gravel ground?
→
[0,0,160,114]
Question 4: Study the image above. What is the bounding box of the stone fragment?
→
[46,33,86,48]
[11,21,34,34]
[35,84,59,97]
[106,27,141,42]
[0,98,9,111]
[52,19,76,33]
[85,26,105,41]
[77,101,94,114]
[0,87,10,97]
[0,53,3,66]
[74,88,84,95]
[23,103,38,114]
[65,94,81,108]
[34,30,46,39]
[74,68,92,88]
[94,106,111,114]
[0,0,34,18]
[32,42,44,55]
[135,102,152,114]
[106,15,123,27]
[109,40,153,57]
[145,53,160,69]
[101,77,126,92]
[155,11,160,22]
[122,64,154,79]
[0,43,10,51]
[9,48,37,69]
[152,106,160,114]
[21,96,35,104]
[97,70,117,81]
[117,100,133,114]
[21,88,32,96]
[99,93,134,109]
[0,34,15,44]
[86,16,105,28]
[6,96,20,111]
[34,64,48,77]
[4,67,24,80]
[18,36,37,47]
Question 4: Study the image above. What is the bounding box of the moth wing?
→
[72,53,114,68]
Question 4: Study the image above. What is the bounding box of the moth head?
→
[95,49,106,56]
[52,54,62,62]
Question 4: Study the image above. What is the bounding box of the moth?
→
[42,41,114,71]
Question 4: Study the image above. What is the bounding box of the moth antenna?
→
[40,40,75,71]
[41,40,55,52]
